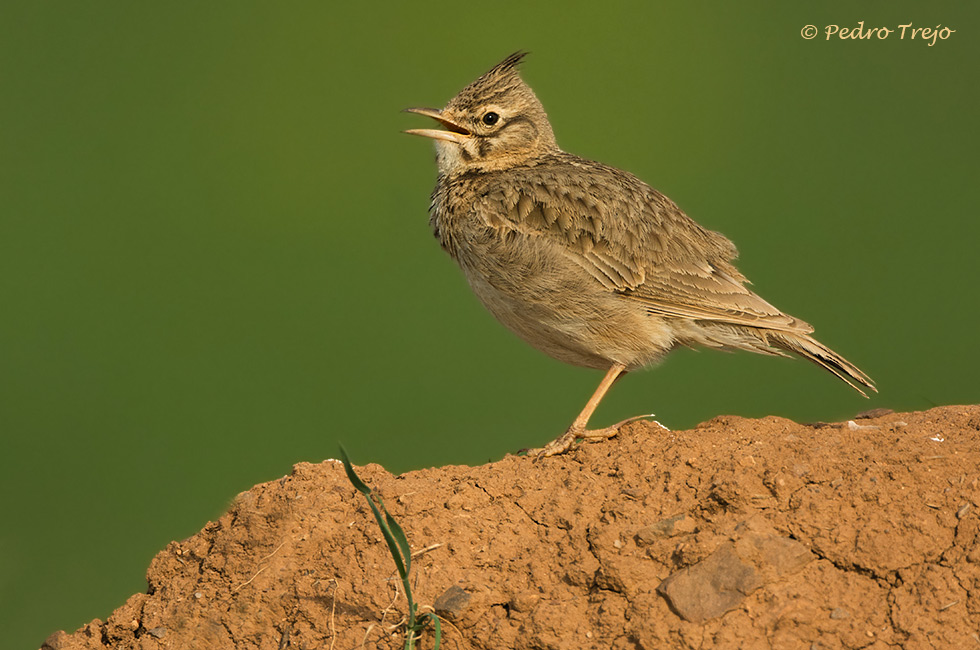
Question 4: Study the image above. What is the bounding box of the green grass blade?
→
[340,446,432,646]
[425,613,441,649]
[369,492,409,580]
[338,445,371,494]
[339,447,410,589]
[385,509,412,577]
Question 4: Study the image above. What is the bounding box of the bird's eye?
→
[481,111,500,126]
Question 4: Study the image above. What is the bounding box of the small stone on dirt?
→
[657,543,762,623]
[854,408,894,419]
[635,514,695,545]
[433,585,471,619]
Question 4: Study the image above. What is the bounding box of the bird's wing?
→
[474,158,812,335]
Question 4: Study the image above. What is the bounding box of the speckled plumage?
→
[406,53,874,455]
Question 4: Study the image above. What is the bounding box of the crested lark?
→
[405,52,875,456]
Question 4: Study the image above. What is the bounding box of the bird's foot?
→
[534,414,666,458]
[535,424,618,458]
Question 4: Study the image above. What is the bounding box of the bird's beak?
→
[403,107,472,144]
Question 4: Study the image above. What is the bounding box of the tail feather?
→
[769,332,876,397]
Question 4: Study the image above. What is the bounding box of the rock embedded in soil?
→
[43,405,980,650]
[433,584,471,619]
[657,543,763,623]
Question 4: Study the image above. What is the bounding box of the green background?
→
[2,1,977,646]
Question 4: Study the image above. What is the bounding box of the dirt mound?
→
[44,405,980,649]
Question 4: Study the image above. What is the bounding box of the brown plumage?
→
[405,52,875,456]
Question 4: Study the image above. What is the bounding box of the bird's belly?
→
[460,263,675,371]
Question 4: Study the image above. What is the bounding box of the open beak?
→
[403,107,472,144]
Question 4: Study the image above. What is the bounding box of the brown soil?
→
[44,405,980,650]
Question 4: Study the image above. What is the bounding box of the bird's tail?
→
[768,332,876,397]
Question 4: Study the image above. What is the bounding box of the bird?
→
[404,52,875,456]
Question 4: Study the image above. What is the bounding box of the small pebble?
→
[434,585,471,618]
[855,408,894,419]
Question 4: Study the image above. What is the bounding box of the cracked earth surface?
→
[45,405,980,649]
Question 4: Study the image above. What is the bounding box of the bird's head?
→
[404,52,558,175]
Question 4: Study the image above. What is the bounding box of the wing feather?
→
[475,154,813,335]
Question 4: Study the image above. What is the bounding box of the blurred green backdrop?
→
[2,1,977,646]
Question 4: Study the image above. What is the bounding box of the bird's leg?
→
[538,362,628,457]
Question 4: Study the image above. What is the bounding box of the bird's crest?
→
[449,51,531,110]
[487,51,528,76]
